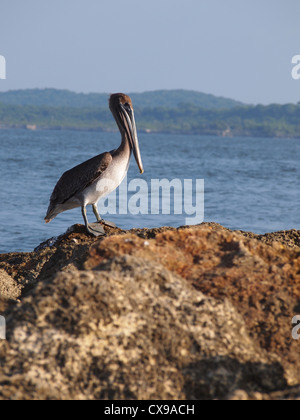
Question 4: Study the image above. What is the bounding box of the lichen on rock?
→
[0,223,299,400]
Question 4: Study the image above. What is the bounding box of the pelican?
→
[45,93,144,236]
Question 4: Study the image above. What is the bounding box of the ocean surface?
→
[0,129,299,253]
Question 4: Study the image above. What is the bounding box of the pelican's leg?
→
[92,204,102,222]
[82,206,105,237]
[92,204,116,228]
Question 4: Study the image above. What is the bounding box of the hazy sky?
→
[0,0,300,104]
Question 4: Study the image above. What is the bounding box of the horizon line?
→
[0,87,299,106]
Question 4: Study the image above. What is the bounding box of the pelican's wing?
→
[49,152,112,205]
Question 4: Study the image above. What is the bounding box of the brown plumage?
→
[45,153,112,223]
[44,93,144,237]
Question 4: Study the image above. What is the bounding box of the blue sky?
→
[0,0,300,104]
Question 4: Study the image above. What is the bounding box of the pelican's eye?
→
[123,102,132,112]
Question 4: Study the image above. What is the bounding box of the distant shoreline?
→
[0,89,299,139]
[0,124,299,140]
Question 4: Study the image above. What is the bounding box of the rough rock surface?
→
[0,270,22,314]
[0,223,299,400]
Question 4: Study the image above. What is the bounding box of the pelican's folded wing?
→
[49,152,113,205]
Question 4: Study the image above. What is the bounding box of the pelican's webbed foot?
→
[99,219,117,228]
[82,206,106,237]
[86,223,106,237]
[92,204,117,228]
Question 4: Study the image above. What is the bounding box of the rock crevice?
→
[0,223,299,400]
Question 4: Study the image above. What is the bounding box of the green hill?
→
[0,101,299,138]
[0,89,299,138]
[0,88,244,110]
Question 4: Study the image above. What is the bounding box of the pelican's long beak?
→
[120,104,144,174]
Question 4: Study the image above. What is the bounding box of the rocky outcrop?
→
[0,223,299,400]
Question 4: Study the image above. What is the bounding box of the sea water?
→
[0,129,299,253]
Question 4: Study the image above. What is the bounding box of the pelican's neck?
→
[116,132,132,157]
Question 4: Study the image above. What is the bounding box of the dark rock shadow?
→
[182,356,287,400]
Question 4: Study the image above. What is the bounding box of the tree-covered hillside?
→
[0,89,243,109]
[0,89,299,138]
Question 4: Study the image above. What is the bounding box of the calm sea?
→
[0,129,299,253]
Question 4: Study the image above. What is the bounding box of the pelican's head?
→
[109,93,144,174]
